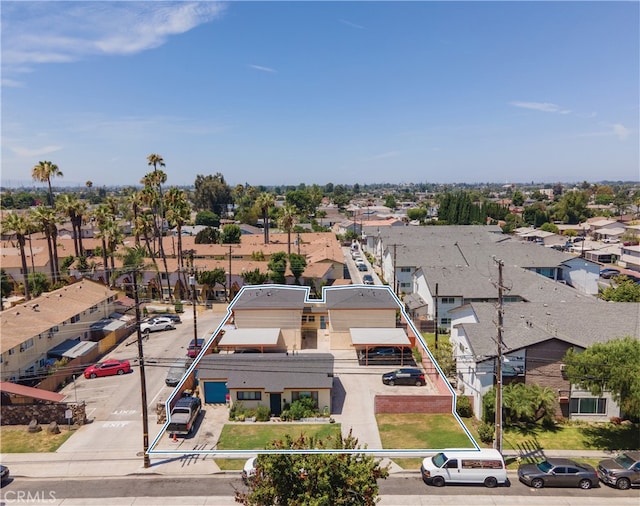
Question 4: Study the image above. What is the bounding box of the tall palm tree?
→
[57,194,86,257]
[140,170,171,301]
[256,192,275,245]
[93,204,115,286]
[127,191,143,247]
[165,188,191,293]
[30,206,60,285]
[1,213,32,300]
[32,161,63,207]
[279,203,297,257]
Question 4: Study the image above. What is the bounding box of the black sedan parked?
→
[381,368,425,386]
[518,458,598,489]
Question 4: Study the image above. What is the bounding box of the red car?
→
[84,359,131,379]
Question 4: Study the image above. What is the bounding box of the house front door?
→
[270,393,282,416]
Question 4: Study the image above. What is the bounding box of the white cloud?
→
[510,101,571,114]
[11,145,63,157]
[612,123,629,141]
[339,18,364,29]
[1,2,226,66]
[248,64,277,73]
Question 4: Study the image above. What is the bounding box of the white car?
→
[241,456,257,484]
[140,317,176,334]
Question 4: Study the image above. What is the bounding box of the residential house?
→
[450,296,640,421]
[0,280,120,382]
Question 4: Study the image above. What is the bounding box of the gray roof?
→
[324,286,398,309]
[458,299,640,360]
[218,328,280,347]
[350,328,410,346]
[404,292,427,310]
[232,286,307,310]
[197,353,334,391]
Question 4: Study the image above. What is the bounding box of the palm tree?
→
[1,213,32,300]
[256,192,275,245]
[30,206,60,285]
[165,188,191,293]
[57,194,86,257]
[32,161,63,207]
[127,191,143,247]
[93,204,115,286]
[279,203,297,257]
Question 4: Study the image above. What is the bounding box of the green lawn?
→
[377,414,476,449]
[216,423,342,450]
[1,426,75,453]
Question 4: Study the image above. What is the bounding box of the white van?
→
[421,449,507,488]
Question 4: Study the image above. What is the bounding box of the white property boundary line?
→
[148,284,481,456]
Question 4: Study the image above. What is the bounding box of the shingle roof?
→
[231,286,307,310]
[324,286,398,309]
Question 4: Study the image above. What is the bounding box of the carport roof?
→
[217,328,280,347]
[350,327,410,347]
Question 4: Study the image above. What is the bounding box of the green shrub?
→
[456,395,473,418]
[255,405,271,422]
[288,397,317,420]
[477,422,495,444]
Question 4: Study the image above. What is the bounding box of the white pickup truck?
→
[167,396,201,436]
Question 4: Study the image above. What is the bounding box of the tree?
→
[93,204,116,286]
[165,188,191,291]
[279,203,296,256]
[255,192,275,245]
[193,173,232,216]
[268,251,288,284]
[27,271,50,297]
[195,227,220,244]
[552,190,591,224]
[57,193,86,257]
[30,205,61,285]
[241,268,269,285]
[540,222,559,234]
[198,268,227,301]
[288,253,307,285]
[221,224,242,244]
[598,276,640,302]
[235,431,389,506]
[384,194,397,209]
[483,383,557,426]
[195,210,220,227]
[1,269,12,299]
[511,190,525,207]
[1,212,33,300]
[31,160,63,207]
[407,207,428,222]
[563,337,640,418]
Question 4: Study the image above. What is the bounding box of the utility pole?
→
[132,268,151,468]
[434,283,439,350]
[494,257,505,455]
[227,244,232,302]
[392,244,398,296]
[188,251,198,355]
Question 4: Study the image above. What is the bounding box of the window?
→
[20,338,34,352]
[400,282,411,289]
[237,391,262,401]
[90,305,98,313]
[400,267,411,273]
[302,315,316,323]
[71,314,80,323]
[570,397,606,414]
[441,297,455,304]
[444,459,458,469]
[8,348,15,356]
[440,318,452,325]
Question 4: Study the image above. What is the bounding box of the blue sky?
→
[2,1,638,188]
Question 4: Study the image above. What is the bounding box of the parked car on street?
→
[0,464,10,485]
[518,458,598,489]
[187,338,205,358]
[165,358,192,387]
[84,359,131,379]
[599,268,621,279]
[357,262,368,271]
[421,449,507,487]
[241,456,257,484]
[153,313,182,323]
[362,274,374,285]
[382,368,425,386]
[597,451,640,490]
[140,317,176,334]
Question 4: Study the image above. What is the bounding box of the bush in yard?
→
[255,405,271,422]
[288,397,317,420]
[456,395,473,418]
[477,422,495,444]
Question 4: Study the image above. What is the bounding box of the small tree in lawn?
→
[235,431,389,506]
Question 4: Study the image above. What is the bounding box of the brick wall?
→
[374,395,453,414]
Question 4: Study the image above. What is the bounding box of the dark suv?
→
[382,368,425,386]
[597,451,640,490]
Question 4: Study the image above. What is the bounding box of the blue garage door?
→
[204,381,228,404]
